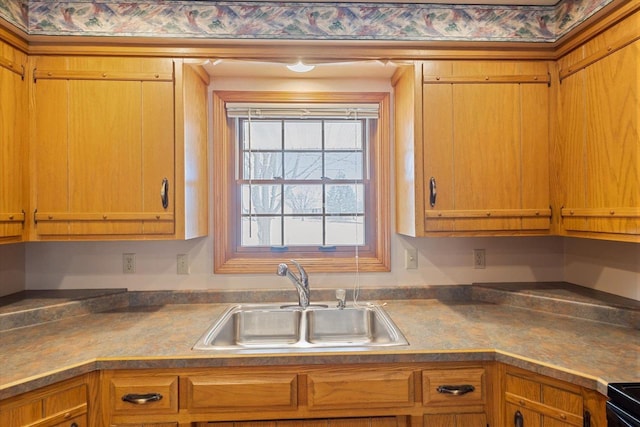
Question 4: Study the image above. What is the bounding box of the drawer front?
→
[51,413,87,427]
[184,373,297,412]
[306,368,415,409]
[110,375,179,415]
[422,368,485,406]
[423,412,487,427]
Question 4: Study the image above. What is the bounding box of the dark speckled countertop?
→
[0,282,638,400]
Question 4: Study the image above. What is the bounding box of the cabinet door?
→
[584,40,639,235]
[558,30,639,240]
[422,61,551,233]
[423,412,487,427]
[32,57,175,238]
[505,369,584,427]
[0,43,27,242]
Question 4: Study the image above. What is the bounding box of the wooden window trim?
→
[213,90,391,274]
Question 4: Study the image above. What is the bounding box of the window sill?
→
[214,254,390,274]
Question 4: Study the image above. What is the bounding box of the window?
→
[213,91,390,273]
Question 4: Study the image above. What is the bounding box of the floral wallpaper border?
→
[0,0,612,43]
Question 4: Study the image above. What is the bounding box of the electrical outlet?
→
[123,253,136,274]
[405,248,418,269]
[177,254,189,275]
[473,249,486,269]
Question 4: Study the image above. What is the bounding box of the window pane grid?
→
[240,118,367,248]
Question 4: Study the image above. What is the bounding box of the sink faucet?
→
[277,260,310,309]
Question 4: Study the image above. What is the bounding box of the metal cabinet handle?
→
[514,410,523,427]
[160,178,169,209]
[121,392,163,404]
[429,177,437,207]
[436,384,475,395]
[583,410,591,427]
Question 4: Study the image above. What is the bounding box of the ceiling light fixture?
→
[286,61,315,73]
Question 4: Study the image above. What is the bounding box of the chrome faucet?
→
[277,260,310,309]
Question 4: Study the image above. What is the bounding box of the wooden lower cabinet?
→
[503,366,607,427]
[2,362,607,427]
[423,413,487,427]
[0,374,94,427]
[201,417,404,426]
[110,424,177,427]
[99,363,493,427]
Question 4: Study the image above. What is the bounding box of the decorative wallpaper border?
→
[0,0,613,43]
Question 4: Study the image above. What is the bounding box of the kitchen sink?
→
[192,303,408,352]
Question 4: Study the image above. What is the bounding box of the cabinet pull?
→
[514,410,523,427]
[429,177,437,207]
[160,178,169,209]
[436,384,475,395]
[122,392,163,404]
[583,410,591,427]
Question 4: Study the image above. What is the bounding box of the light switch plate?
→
[405,248,418,269]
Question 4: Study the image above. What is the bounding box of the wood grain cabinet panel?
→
[183,372,298,413]
[202,417,403,426]
[29,57,208,241]
[30,56,175,238]
[111,424,177,427]
[422,368,485,407]
[106,374,179,416]
[306,367,415,410]
[505,368,585,427]
[423,412,487,427]
[393,59,552,237]
[0,39,27,243]
[0,379,89,427]
[555,11,640,242]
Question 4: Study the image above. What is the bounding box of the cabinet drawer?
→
[422,368,485,406]
[52,413,87,427]
[109,375,178,415]
[306,368,415,409]
[183,373,297,412]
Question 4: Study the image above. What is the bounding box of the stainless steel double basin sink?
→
[193,303,408,352]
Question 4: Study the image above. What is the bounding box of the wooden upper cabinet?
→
[29,57,208,240]
[0,40,27,243]
[555,11,640,242]
[394,60,552,236]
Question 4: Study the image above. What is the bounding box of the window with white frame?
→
[238,117,369,250]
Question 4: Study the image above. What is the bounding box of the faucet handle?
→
[336,288,346,309]
[290,259,308,285]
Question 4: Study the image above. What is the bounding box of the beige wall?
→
[0,244,25,296]
[564,238,640,301]
[2,235,636,301]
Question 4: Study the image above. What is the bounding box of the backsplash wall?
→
[0,244,24,296]
[1,235,636,301]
